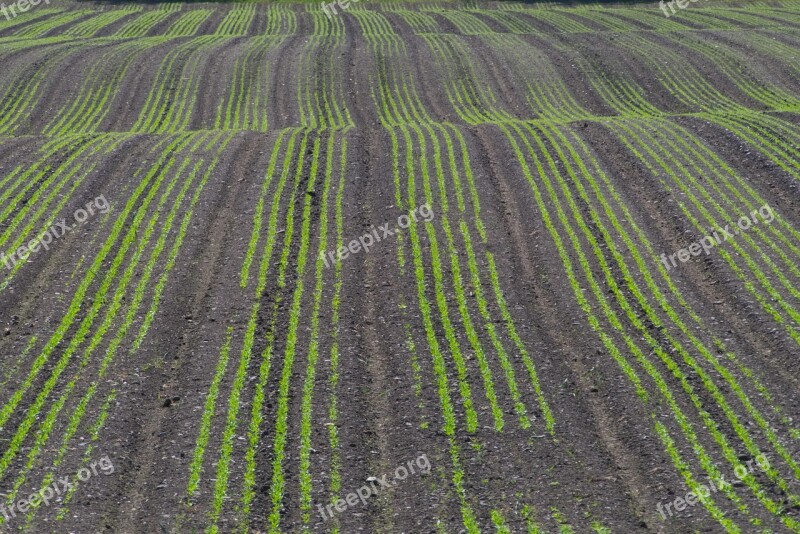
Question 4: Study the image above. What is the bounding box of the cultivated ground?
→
[1,0,800,532]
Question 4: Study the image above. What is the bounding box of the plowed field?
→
[1,1,800,532]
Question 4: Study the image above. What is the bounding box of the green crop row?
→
[45,39,161,135]
[205,131,308,532]
[0,132,225,525]
[418,20,800,529]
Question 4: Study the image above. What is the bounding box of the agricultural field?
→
[1,0,800,531]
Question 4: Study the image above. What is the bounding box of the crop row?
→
[415,15,800,532]
[0,131,234,527]
[1,2,799,532]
